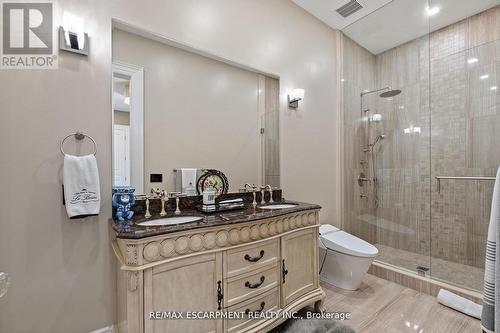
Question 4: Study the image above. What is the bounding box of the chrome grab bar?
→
[435,176,496,193]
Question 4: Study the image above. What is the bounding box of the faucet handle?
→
[150,187,162,197]
[242,183,258,192]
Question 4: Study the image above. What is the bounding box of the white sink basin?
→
[258,204,298,210]
[137,216,203,226]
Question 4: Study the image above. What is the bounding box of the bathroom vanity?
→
[110,25,324,332]
[111,199,324,333]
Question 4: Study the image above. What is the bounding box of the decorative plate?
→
[196,169,229,197]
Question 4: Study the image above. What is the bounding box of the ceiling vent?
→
[335,0,363,18]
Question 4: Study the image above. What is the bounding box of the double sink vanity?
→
[110,190,324,333]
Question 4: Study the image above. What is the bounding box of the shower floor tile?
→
[375,244,484,292]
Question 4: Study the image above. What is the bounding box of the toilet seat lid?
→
[319,224,339,235]
[320,231,378,258]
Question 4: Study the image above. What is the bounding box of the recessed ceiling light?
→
[426,6,440,16]
[491,86,498,91]
[480,74,489,80]
[467,57,479,64]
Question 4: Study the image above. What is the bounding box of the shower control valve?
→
[358,173,371,187]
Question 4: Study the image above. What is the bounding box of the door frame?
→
[112,61,144,193]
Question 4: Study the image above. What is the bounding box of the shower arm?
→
[360,87,391,117]
[360,87,391,97]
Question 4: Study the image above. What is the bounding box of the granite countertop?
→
[110,200,321,239]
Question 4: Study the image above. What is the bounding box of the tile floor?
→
[321,274,481,333]
[375,244,485,292]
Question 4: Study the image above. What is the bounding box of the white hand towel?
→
[63,154,101,218]
[181,168,197,193]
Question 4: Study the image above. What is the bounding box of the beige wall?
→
[0,1,339,332]
[113,29,260,193]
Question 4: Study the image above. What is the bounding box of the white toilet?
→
[318,224,378,290]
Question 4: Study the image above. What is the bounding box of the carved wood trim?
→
[116,210,319,268]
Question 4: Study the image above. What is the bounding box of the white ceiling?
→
[292,0,500,54]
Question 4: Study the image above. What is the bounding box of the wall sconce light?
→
[288,89,305,109]
[59,12,89,56]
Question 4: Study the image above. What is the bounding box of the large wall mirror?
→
[111,24,280,196]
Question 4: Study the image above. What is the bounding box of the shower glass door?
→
[428,1,500,292]
[341,0,432,275]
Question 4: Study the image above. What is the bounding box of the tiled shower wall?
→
[429,6,500,270]
[342,5,500,283]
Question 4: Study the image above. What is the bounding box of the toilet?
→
[318,224,378,290]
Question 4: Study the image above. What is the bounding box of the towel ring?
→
[60,132,97,156]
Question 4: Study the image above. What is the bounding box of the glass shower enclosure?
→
[341,0,499,293]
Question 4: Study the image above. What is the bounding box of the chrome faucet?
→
[265,185,274,203]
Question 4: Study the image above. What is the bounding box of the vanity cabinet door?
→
[143,253,223,333]
[281,228,318,307]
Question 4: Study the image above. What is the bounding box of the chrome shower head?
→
[361,87,402,98]
[379,89,402,98]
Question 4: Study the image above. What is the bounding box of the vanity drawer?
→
[225,239,279,278]
[225,287,279,333]
[225,262,279,307]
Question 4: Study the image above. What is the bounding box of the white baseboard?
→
[89,325,114,333]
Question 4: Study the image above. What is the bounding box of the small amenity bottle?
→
[202,186,216,212]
